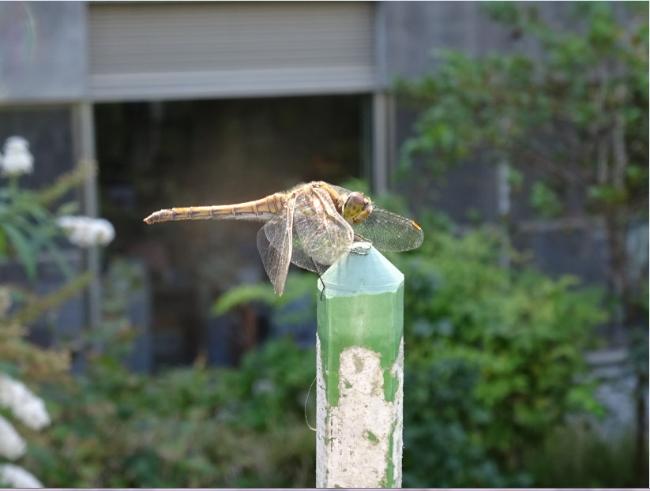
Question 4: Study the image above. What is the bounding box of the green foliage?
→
[396,213,605,486]
[530,181,563,218]
[213,283,278,315]
[0,158,96,381]
[0,163,91,279]
[400,2,648,219]
[398,5,648,482]
[0,157,93,383]
[27,337,316,488]
[213,270,318,329]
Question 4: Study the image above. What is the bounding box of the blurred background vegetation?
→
[0,1,647,488]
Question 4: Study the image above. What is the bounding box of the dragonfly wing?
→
[353,207,423,252]
[293,187,354,266]
[256,198,295,295]
[291,231,329,274]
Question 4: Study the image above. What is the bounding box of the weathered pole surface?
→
[316,243,404,488]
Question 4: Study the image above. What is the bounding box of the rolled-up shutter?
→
[88,2,377,101]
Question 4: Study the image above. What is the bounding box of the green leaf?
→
[530,182,563,218]
[507,167,524,190]
[212,283,278,316]
[2,222,37,278]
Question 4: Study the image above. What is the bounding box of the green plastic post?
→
[316,243,404,488]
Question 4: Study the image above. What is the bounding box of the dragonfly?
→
[144,181,423,295]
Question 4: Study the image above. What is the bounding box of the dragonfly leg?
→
[307,257,327,300]
[316,270,327,301]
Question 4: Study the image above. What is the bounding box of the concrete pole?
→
[72,102,101,331]
[316,243,404,488]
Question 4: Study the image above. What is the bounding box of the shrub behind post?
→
[316,243,404,488]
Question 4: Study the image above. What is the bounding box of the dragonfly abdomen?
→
[143,193,286,224]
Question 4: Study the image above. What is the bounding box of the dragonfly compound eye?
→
[343,192,373,224]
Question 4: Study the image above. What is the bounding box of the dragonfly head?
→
[342,192,374,224]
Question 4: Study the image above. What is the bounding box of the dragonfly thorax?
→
[342,191,374,224]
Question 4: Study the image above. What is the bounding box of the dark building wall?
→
[383,1,507,225]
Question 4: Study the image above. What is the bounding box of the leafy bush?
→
[396,214,605,486]
[27,337,316,488]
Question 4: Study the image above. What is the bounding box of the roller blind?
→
[89,2,377,101]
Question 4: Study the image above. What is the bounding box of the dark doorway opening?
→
[94,95,367,369]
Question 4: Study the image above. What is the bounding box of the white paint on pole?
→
[316,339,403,488]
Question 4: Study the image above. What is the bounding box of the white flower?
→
[0,375,50,430]
[0,464,43,488]
[57,215,115,248]
[0,416,26,460]
[1,136,33,177]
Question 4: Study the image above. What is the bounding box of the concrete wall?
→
[382,2,507,225]
[0,2,87,102]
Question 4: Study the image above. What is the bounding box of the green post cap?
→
[318,243,404,296]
